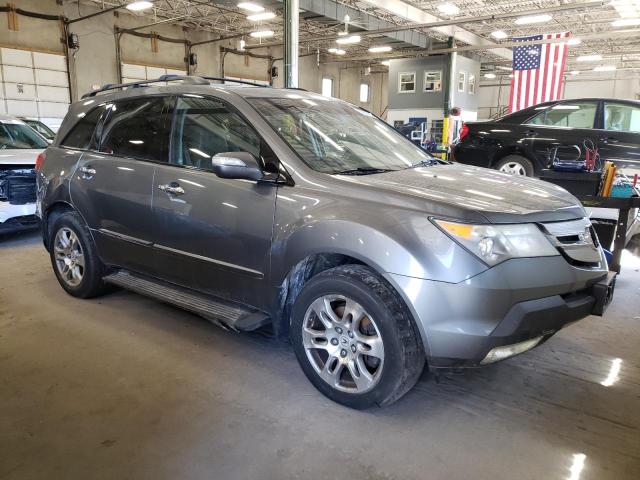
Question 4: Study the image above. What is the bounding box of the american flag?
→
[509,32,571,112]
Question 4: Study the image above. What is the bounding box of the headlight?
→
[433,219,559,266]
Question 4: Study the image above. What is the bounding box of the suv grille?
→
[0,167,37,205]
[541,218,603,268]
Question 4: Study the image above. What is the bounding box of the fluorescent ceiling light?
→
[491,30,508,40]
[368,46,393,53]
[496,66,512,71]
[328,48,346,55]
[484,73,496,79]
[570,70,580,75]
[612,18,640,27]
[567,38,581,46]
[381,60,391,66]
[437,3,460,15]
[336,35,361,45]
[514,14,552,25]
[126,1,153,11]
[594,65,616,71]
[247,11,275,21]
[577,54,602,62]
[250,30,274,38]
[237,2,264,12]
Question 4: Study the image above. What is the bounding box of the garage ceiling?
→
[77,0,640,76]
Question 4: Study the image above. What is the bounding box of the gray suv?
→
[37,76,616,409]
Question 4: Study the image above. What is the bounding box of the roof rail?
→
[81,75,210,99]
[201,76,271,88]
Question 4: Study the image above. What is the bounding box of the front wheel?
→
[290,265,425,409]
[495,155,534,176]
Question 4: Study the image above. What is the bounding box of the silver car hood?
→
[340,163,586,223]
[0,149,42,166]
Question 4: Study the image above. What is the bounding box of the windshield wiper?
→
[333,167,394,175]
[406,159,442,169]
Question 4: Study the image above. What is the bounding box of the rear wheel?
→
[495,155,534,176]
[49,210,109,298]
[290,265,425,409]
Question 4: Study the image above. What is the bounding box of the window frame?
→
[321,77,334,98]
[359,83,370,103]
[160,94,276,176]
[423,70,442,93]
[468,74,476,95]
[602,101,640,133]
[524,101,599,129]
[94,94,175,163]
[398,71,416,94]
[457,71,466,93]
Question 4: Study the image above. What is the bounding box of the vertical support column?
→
[283,0,299,88]
[441,36,456,157]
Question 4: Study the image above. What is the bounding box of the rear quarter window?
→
[61,106,106,150]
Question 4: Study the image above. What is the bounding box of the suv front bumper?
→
[389,256,614,368]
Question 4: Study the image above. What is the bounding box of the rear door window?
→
[99,97,173,162]
[61,106,106,150]
[526,102,597,129]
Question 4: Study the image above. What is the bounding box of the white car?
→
[0,115,47,233]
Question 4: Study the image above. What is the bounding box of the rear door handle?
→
[524,129,538,137]
[79,166,96,178]
[158,182,185,196]
[600,136,619,144]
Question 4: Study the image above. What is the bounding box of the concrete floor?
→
[1,231,639,480]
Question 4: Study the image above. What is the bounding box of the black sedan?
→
[452,98,640,176]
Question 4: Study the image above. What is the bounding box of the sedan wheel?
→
[499,161,527,176]
[302,294,384,393]
[53,227,85,287]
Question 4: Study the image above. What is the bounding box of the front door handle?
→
[158,182,185,196]
[524,129,538,137]
[600,136,619,144]
[79,166,96,178]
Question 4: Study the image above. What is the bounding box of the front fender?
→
[271,195,487,286]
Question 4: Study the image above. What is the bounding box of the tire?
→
[495,155,534,177]
[48,210,109,299]
[290,264,425,409]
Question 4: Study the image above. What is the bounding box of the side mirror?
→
[211,152,264,181]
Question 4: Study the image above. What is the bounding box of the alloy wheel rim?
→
[302,294,384,393]
[54,227,85,287]
[499,161,527,176]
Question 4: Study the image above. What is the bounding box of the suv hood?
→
[0,149,42,166]
[341,164,586,223]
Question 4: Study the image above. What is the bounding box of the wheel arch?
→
[42,201,75,251]
[273,251,431,357]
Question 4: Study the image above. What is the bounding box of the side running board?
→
[104,270,270,332]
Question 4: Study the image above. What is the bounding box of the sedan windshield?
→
[0,121,48,149]
[251,96,437,174]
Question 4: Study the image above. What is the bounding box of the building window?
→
[457,72,466,92]
[424,71,442,92]
[321,77,333,97]
[398,72,416,93]
[468,74,476,94]
[359,83,370,103]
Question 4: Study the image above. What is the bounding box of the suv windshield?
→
[251,96,437,174]
[0,121,48,149]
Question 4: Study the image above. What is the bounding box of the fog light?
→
[480,336,544,365]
